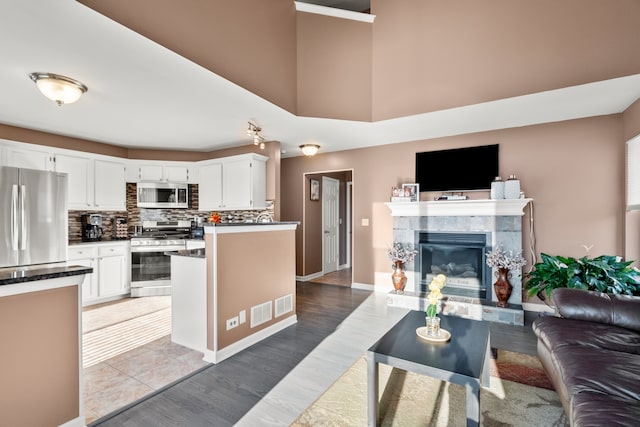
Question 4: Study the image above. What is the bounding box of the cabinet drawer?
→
[68,246,98,260]
[98,245,126,257]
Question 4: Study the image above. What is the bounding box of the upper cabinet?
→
[0,140,126,211]
[127,161,196,183]
[4,145,55,171]
[198,153,267,211]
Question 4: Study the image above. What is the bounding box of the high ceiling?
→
[1,1,639,158]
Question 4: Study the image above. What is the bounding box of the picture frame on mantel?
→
[310,179,320,201]
[402,183,419,202]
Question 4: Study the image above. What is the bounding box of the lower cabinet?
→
[68,242,130,305]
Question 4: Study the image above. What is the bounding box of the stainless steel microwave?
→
[137,182,189,208]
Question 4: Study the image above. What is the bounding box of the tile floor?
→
[83,298,208,424]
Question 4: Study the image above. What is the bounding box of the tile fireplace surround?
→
[386,199,533,325]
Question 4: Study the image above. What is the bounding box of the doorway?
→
[303,170,353,286]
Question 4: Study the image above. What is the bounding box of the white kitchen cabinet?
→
[4,145,54,171]
[69,242,130,305]
[198,153,267,211]
[68,245,98,302]
[129,162,193,183]
[55,156,126,211]
[54,154,92,209]
[98,245,127,297]
[94,159,126,210]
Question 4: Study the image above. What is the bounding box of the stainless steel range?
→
[130,220,191,297]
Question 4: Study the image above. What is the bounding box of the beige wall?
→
[215,230,296,350]
[0,286,79,427]
[297,12,372,121]
[81,1,640,122]
[80,0,298,113]
[282,115,626,299]
[623,99,640,264]
[371,0,640,120]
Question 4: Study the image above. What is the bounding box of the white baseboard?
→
[351,282,374,291]
[59,415,86,427]
[296,272,323,282]
[203,315,298,364]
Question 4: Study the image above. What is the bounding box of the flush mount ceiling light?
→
[29,72,88,106]
[247,122,265,149]
[300,144,320,157]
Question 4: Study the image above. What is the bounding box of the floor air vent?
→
[275,294,293,318]
[251,301,272,328]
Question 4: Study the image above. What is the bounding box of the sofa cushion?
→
[553,288,640,332]
[552,345,640,401]
[533,315,640,355]
[571,392,640,427]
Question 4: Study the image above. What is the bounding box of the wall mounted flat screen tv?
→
[415,144,499,192]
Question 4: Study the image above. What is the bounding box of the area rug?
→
[291,354,568,427]
[490,349,553,390]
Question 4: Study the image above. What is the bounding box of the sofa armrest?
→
[552,288,640,332]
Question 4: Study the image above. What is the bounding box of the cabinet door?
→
[164,166,190,183]
[6,146,53,171]
[76,258,98,302]
[222,158,252,209]
[94,160,126,210]
[98,254,126,297]
[55,154,92,209]
[198,162,223,211]
[139,165,164,182]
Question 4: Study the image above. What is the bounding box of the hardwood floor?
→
[309,267,352,287]
[92,282,538,426]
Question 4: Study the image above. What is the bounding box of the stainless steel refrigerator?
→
[0,166,68,268]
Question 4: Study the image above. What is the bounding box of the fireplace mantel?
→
[385,198,533,217]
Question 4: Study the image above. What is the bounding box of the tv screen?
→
[415,144,499,192]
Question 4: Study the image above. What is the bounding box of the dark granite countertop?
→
[0,264,93,286]
[164,249,206,259]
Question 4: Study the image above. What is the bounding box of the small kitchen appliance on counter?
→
[81,214,103,242]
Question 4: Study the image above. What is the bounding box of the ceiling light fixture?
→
[247,122,265,149]
[299,144,320,157]
[29,72,88,106]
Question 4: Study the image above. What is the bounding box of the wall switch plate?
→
[239,310,246,324]
[361,218,369,226]
[226,316,239,330]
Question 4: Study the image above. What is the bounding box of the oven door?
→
[130,245,183,296]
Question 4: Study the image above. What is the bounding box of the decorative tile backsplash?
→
[68,183,274,243]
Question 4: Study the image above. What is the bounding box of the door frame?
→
[345,181,352,269]
[302,169,354,283]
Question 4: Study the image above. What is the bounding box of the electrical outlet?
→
[226,316,239,330]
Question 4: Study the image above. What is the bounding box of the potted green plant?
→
[525,253,640,301]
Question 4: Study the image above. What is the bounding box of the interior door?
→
[322,177,339,274]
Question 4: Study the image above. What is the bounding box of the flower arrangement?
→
[485,245,526,271]
[426,274,446,318]
[386,242,418,268]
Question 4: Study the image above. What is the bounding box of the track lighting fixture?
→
[247,122,265,149]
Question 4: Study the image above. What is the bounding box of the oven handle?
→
[131,246,185,253]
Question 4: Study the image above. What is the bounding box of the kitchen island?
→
[0,264,92,427]
[168,222,298,363]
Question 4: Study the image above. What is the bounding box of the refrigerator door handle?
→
[11,184,19,250]
[19,184,27,250]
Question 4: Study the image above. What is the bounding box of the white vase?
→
[490,177,504,199]
[504,175,521,199]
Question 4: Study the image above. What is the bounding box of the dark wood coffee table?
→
[367,311,491,427]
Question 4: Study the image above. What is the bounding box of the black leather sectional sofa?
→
[532,288,640,427]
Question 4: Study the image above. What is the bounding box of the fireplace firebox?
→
[416,232,492,300]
